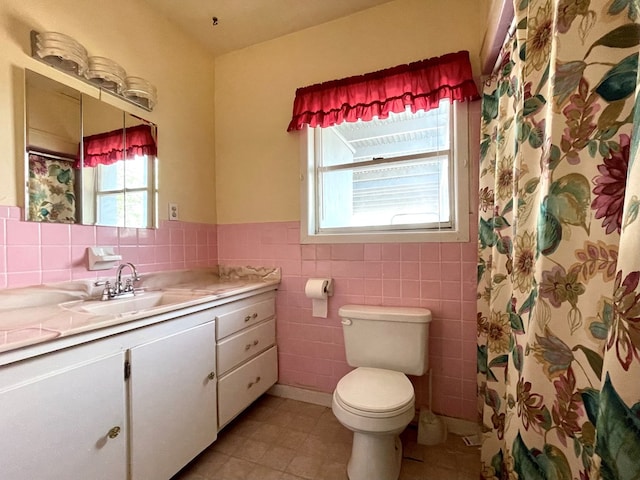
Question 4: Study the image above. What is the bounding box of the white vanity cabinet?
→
[0,286,278,479]
[0,346,128,480]
[129,320,217,480]
[216,290,278,428]
[0,308,217,480]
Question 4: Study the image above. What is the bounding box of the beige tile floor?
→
[172,394,480,480]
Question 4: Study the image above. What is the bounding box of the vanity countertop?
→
[0,266,280,359]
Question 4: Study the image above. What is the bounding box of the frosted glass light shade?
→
[34,31,88,76]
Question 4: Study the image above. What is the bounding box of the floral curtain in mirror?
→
[28,152,76,223]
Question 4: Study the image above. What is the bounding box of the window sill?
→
[300,228,469,244]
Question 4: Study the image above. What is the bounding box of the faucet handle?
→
[123,278,135,293]
[101,281,115,301]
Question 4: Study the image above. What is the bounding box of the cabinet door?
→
[129,320,217,480]
[0,352,127,480]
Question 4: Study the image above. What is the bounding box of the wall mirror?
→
[25,69,158,228]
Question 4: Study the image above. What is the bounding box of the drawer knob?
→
[244,312,258,322]
[107,426,121,439]
[244,339,260,351]
[247,376,261,389]
[207,371,216,380]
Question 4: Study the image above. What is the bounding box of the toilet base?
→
[347,431,402,480]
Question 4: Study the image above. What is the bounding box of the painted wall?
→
[0,0,216,224]
[214,0,485,224]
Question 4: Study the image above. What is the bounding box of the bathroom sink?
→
[61,291,209,316]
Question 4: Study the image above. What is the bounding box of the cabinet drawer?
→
[217,318,275,376]
[216,292,276,339]
[217,346,278,428]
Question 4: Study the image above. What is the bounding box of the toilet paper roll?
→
[305,278,333,318]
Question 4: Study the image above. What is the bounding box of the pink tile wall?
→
[0,206,218,289]
[217,217,479,421]
[0,209,479,421]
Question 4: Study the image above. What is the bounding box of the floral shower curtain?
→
[477,1,640,479]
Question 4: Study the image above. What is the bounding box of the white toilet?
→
[332,304,432,480]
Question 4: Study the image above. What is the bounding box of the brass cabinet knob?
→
[207,371,216,380]
[107,426,121,439]
[244,312,258,322]
[247,376,261,389]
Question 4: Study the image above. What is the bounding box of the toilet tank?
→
[338,305,432,376]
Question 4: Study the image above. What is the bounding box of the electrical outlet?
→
[169,203,179,221]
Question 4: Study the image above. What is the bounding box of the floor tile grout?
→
[171,394,480,480]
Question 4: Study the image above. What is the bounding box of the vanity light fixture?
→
[86,56,127,94]
[30,30,157,112]
[32,31,88,76]
[123,76,158,110]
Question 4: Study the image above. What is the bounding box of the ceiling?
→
[145,0,397,57]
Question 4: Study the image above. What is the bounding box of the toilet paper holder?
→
[321,279,333,296]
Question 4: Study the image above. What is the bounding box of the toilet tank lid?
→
[339,305,432,323]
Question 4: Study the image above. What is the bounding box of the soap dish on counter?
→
[85,56,127,94]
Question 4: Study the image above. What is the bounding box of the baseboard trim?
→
[268,383,333,408]
[443,415,481,436]
[268,383,481,436]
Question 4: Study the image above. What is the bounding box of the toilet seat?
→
[335,367,414,418]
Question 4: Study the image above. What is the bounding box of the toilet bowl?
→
[332,367,415,480]
[333,305,431,480]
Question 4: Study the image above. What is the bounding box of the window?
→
[80,121,158,228]
[288,51,478,243]
[95,154,156,228]
[301,100,469,243]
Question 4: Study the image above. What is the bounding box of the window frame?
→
[300,101,470,244]
[94,154,157,228]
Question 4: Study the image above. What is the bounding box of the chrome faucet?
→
[115,262,140,297]
[96,263,141,300]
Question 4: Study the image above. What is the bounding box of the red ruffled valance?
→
[81,124,157,168]
[287,51,479,132]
